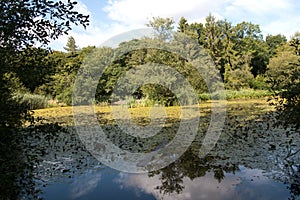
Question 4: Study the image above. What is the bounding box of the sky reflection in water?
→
[43,165,290,200]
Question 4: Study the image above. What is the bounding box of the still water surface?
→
[43,165,291,200]
[1,103,299,200]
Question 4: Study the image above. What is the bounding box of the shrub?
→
[199,89,272,101]
[13,93,49,110]
[198,93,210,101]
[225,68,254,90]
[226,89,272,100]
[250,75,269,90]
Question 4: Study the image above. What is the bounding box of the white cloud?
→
[225,0,292,16]
[116,172,242,200]
[222,0,300,37]
[103,0,226,25]
[103,0,300,37]
[49,0,300,50]
[116,167,288,200]
[70,171,101,199]
[262,18,300,39]
[72,0,92,16]
[48,0,100,50]
[49,0,145,50]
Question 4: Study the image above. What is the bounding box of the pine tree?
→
[178,17,188,33]
[64,36,78,53]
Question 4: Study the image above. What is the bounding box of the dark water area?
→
[0,106,299,200]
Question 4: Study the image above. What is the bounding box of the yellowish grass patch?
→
[32,99,273,126]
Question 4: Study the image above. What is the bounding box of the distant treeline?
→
[1,13,299,127]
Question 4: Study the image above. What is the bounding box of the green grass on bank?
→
[20,89,273,112]
[199,89,273,101]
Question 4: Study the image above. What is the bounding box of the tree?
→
[0,0,89,49]
[267,41,300,128]
[289,32,300,56]
[178,17,188,33]
[146,17,175,41]
[50,45,95,105]
[9,47,56,92]
[92,35,209,105]
[175,15,271,90]
[64,36,79,53]
[203,14,223,69]
[0,0,89,127]
[222,21,269,88]
[266,34,287,56]
[180,22,205,46]
[231,21,268,75]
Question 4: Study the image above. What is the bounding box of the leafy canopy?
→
[0,0,89,127]
[0,0,89,49]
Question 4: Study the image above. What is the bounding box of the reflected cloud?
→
[71,171,102,199]
[116,166,290,200]
[116,172,241,200]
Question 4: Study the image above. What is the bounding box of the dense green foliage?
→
[1,7,299,127]
[267,33,300,128]
[0,0,89,127]
[94,39,209,106]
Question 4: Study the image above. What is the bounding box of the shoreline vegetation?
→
[32,98,274,127]
[1,8,298,129]
[25,89,273,110]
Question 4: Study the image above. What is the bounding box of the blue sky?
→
[49,0,300,51]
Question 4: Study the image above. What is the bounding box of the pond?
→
[0,102,299,200]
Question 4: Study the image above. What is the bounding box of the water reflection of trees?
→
[148,149,239,194]
[149,111,300,199]
[0,128,38,199]
[0,124,102,199]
